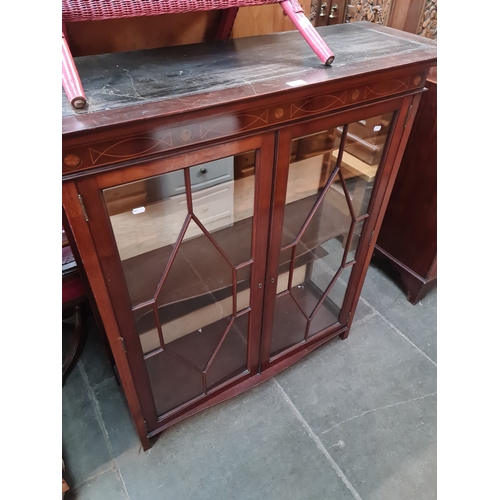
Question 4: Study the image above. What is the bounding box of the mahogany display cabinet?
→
[374,67,437,304]
[62,22,436,450]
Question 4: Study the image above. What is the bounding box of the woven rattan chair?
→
[62,0,334,108]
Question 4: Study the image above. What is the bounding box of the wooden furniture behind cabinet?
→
[310,1,347,27]
[62,22,436,450]
[374,67,437,304]
[310,1,437,41]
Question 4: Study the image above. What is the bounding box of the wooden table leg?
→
[62,304,87,383]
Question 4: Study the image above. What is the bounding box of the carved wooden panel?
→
[345,1,393,25]
[309,1,348,26]
[309,0,318,22]
[417,0,437,40]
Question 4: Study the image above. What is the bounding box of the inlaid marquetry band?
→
[63,72,427,173]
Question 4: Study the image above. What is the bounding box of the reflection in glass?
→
[271,112,393,357]
[103,152,256,417]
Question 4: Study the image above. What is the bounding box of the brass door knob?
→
[329,4,338,18]
[320,2,327,16]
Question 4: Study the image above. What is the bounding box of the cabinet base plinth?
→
[400,272,437,305]
[373,247,436,305]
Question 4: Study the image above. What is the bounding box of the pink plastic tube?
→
[62,33,87,109]
[280,0,334,65]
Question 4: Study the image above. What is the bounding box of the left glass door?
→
[98,138,270,420]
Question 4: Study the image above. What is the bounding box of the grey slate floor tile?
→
[323,394,437,500]
[275,314,436,434]
[358,256,437,363]
[94,379,139,458]
[115,380,355,500]
[79,316,117,389]
[62,364,114,488]
[66,469,127,500]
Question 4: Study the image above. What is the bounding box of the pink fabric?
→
[62,0,280,22]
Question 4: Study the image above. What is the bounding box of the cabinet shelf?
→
[121,192,351,353]
[123,193,351,308]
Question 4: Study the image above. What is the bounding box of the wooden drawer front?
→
[348,117,391,146]
[110,181,234,261]
[164,157,234,197]
[334,113,392,166]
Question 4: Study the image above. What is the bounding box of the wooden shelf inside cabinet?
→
[137,246,328,354]
[331,150,377,182]
[122,193,351,352]
[62,21,436,450]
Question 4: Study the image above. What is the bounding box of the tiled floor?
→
[62,256,437,500]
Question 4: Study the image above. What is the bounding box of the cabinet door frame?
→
[64,132,276,436]
[259,93,420,369]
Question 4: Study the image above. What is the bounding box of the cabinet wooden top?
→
[62,22,436,136]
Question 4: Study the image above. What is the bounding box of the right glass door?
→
[267,111,394,359]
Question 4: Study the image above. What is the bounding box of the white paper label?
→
[286,79,307,87]
[132,207,146,215]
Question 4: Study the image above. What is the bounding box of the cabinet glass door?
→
[102,149,261,418]
[267,111,394,359]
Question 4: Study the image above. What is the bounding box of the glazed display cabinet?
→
[62,22,436,449]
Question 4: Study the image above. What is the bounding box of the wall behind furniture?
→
[231,2,310,37]
[65,11,223,56]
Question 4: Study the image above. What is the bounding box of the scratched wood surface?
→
[62,22,436,123]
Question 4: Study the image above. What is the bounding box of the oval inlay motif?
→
[274,107,284,119]
[63,153,82,168]
[180,129,193,142]
[413,75,422,86]
[351,89,360,100]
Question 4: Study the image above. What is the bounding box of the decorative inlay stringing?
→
[63,72,426,174]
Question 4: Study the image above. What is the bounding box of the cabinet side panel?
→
[376,80,436,279]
